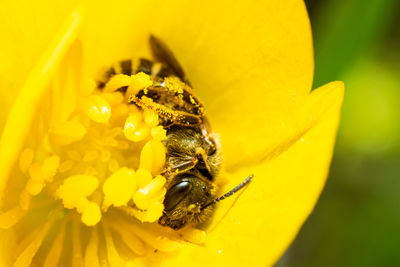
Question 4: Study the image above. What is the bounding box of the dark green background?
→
[276,0,400,266]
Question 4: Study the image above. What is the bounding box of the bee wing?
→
[149,35,190,85]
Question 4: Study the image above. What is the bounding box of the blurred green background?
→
[277,0,400,266]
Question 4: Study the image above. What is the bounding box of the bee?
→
[97,35,252,230]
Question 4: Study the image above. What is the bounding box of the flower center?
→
[19,72,168,227]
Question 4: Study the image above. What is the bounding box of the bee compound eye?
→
[207,139,217,156]
[164,181,192,211]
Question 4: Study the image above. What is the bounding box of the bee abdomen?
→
[97,58,172,90]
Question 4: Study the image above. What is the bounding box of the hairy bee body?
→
[98,40,222,229]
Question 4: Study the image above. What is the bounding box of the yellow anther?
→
[178,228,207,244]
[49,121,87,145]
[42,155,60,182]
[128,104,140,113]
[67,150,82,161]
[123,112,141,133]
[133,175,166,210]
[127,125,150,143]
[19,148,34,173]
[83,150,99,162]
[117,141,129,150]
[28,163,44,182]
[112,104,129,118]
[85,166,98,177]
[127,72,153,96]
[102,92,124,106]
[19,190,31,210]
[108,127,122,137]
[104,74,131,93]
[102,167,136,209]
[59,160,75,173]
[139,140,166,175]
[151,126,167,141]
[131,201,164,222]
[84,95,111,123]
[103,137,118,147]
[26,179,44,196]
[0,206,25,229]
[56,175,99,209]
[143,109,159,127]
[135,169,153,188]
[76,198,90,213]
[81,201,101,226]
[108,159,119,173]
[100,150,111,162]
[124,113,150,142]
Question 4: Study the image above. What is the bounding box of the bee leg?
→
[140,85,205,118]
[130,95,202,127]
[149,35,191,85]
[195,148,213,180]
[162,160,198,177]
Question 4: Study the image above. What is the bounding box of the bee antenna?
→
[201,174,253,211]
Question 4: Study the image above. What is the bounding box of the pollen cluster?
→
[0,71,205,266]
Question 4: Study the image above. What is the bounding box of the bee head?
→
[159,175,214,229]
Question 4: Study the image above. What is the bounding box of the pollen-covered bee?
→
[97,35,252,230]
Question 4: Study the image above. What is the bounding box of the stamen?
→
[139,140,166,175]
[102,167,137,209]
[110,218,182,252]
[72,218,84,266]
[102,222,125,266]
[56,175,101,226]
[0,206,25,229]
[42,155,60,181]
[151,126,167,141]
[83,150,99,162]
[43,220,67,267]
[104,74,131,92]
[133,175,166,210]
[127,72,153,96]
[13,208,60,266]
[19,148,34,174]
[67,150,82,161]
[129,201,164,222]
[84,227,100,267]
[108,159,120,173]
[59,160,75,173]
[83,95,112,123]
[143,109,159,127]
[178,227,206,244]
[109,221,145,256]
[135,169,153,188]
[124,112,150,142]
[49,121,87,145]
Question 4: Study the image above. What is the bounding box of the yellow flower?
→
[0,0,344,266]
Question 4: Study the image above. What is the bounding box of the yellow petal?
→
[0,6,82,207]
[0,1,80,132]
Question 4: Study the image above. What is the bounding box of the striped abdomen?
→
[97,58,173,92]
